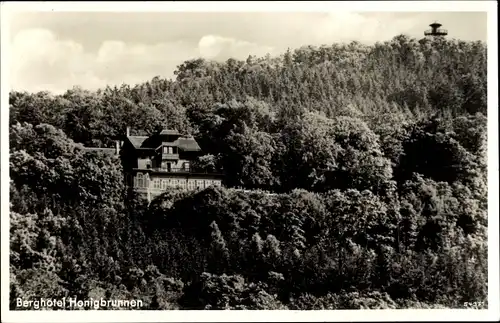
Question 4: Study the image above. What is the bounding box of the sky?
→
[6,8,488,94]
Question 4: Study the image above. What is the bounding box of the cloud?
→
[10,27,282,94]
[198,35,275,60]
[11,28,96,93]
[9,28,280,94]
[10,28,201,94]
[304,12,420,44]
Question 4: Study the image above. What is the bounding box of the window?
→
[183,162,190,171]
[188,180,195,190]
[161,179,167,190]
[173,179,179,188]
[163,146,174,154]
[180,180,187,190]
[136,173,144,188]
[204,180,211,188]
[153,178,161,189]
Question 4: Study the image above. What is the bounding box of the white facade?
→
[133,172,222,201]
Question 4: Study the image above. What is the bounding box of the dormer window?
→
[163,146,174,154]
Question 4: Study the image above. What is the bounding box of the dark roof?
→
[160,129,181,136]
[127,136,149,149]
[126,133,201,152]
[83,147,117,156]
[175,137,201,152]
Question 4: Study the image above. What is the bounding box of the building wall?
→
[137,157,152,169]
[160,158,190,170]
[136,156,190,170]
[120,141,139,169]
[132,172,222,193]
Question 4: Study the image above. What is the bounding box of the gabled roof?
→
[160,129,181,136]
[126,131,201,153]
[175,137,201,152]
[127,136,149,149]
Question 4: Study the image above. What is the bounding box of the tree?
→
[275,112,392,193]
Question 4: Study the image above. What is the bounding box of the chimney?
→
[115,140,120,155]
[126,126,130,137]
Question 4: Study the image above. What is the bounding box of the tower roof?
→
[424,21,447,37]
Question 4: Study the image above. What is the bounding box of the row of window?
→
[161,161,190,172]
[139,160,190,171]
[163,146,177,154]
[133,173,220,189]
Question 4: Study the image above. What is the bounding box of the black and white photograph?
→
[1,1,498,322]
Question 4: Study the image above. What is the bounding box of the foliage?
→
[9,35,487,310]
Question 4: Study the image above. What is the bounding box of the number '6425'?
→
[464,301,485,308]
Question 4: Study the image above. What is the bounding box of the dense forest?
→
[9,35,488,309]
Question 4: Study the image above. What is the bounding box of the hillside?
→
[9,35,488,309]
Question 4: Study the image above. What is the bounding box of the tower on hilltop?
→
[424,22,448,37]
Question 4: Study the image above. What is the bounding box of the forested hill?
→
[10,35,486,143]
[10,35,488,310]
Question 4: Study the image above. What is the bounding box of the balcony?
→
[154,167,191,173]
[153,167,222,175]
[424,28,448,36]
[162,153,179,160]
[133,167,222,176]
